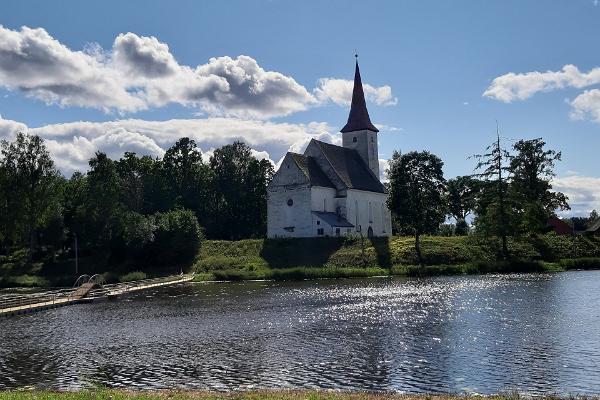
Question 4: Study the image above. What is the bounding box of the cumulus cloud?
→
[314,78,397,106]
[0,116,341,175]
[378,159,389,182]
[553,175,600,216]
[569,89,600,123]
[0,26,395,119]
[483,64,600,103]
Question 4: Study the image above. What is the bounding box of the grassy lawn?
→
[0,391,593,400]
[192,234,600,282]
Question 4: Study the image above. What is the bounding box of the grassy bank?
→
[192,234,600,282]
[0,391,595,400]
[4,234,600,287]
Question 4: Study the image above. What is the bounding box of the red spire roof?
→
[340,61,379,133]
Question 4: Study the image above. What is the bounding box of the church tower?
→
[341,60,380,179]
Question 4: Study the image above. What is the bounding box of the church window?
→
[369,202,373,223]
[287,199,293,207]
[323,198,327,211]
[335,228,340,236]
[317,220,320,225]
[287,164,290,168]
[317,228,324,236]
[381,204,386,233]
[353,136,357,143]
[371,137,374,142]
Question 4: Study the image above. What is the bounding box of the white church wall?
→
[267,154,314,238]
[345,189,391,237]
[310,186,336,212]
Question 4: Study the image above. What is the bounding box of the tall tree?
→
[472,129,512,258]
[387,151,446,265]
[0,133,62,256]
[446,175,479,235]
[509,138,569,234]
[210,141,274,239]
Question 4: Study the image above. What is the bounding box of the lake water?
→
[1,271,600,394]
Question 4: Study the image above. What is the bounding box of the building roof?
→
[340,61,379,133]
[312,211,355,228]
[311,140,385,193]
[289,153,335,188]
[587,219,600,232]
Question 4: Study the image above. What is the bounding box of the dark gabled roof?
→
[587,219,600,232]
[311,140,385,193]
[289,153,335,188]
[340,61,379,133]
[312,211,354,228]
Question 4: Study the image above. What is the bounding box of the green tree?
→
[509,138,569,234]
[0,133,62,256]
[446,175,479,235]
[209,141,274,239]
[387,151,446,265]
[472,130,513,258]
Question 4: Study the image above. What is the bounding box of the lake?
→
[1,271,600,394]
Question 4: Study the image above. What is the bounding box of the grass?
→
[192,234,600,282]
[0,390,596,400]
[3,233,600,288]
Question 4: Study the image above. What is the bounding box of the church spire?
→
[340,59,379,133]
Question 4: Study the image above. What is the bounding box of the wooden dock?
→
[0,274,194,318]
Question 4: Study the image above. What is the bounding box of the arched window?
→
[368,202,373,223]
[323,198,327,211]
[381,203,386,233]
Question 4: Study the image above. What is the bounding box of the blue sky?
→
[1,0,599,215]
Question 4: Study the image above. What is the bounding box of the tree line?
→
[387,134,576,264]
[0,133,273,273]
[0,130,592,272]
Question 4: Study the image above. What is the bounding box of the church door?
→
[367,226,374,238]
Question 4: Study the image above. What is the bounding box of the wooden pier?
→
[0,274,194,318]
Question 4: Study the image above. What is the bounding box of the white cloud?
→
[0,116,341,175]
[553,175,600,216]
[378,159,389,183]
[314,78,397,106]
[483,64,600,103]
[569,89,600,123]
[0,26,396,119]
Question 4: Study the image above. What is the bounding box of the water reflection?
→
[1,272,600,394]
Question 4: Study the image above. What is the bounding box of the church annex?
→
[267,61,392,238]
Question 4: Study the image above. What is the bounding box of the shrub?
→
[119,271,147,282]
[559,257,600,270]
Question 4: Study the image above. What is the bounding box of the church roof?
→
[310,140,385,193]
[587,219,600,232]
[289,153,335,188]
[312,211,355,228]
[340,61,379,133]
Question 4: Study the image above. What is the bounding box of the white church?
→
[267,61,393,238]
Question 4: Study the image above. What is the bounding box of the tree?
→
[446,175,479,235]
[472,129,513,258]
[209,141,274,239]
[509,138,569,234]
[387,151,446,265]
[0,133,62,256]
[162,138,213,224]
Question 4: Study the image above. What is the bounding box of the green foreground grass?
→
[192,234,600,282]
[0,391,596,400]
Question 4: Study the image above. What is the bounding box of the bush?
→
[119,271,147,282]
[148,210,203,267]
[559,257,600,270]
